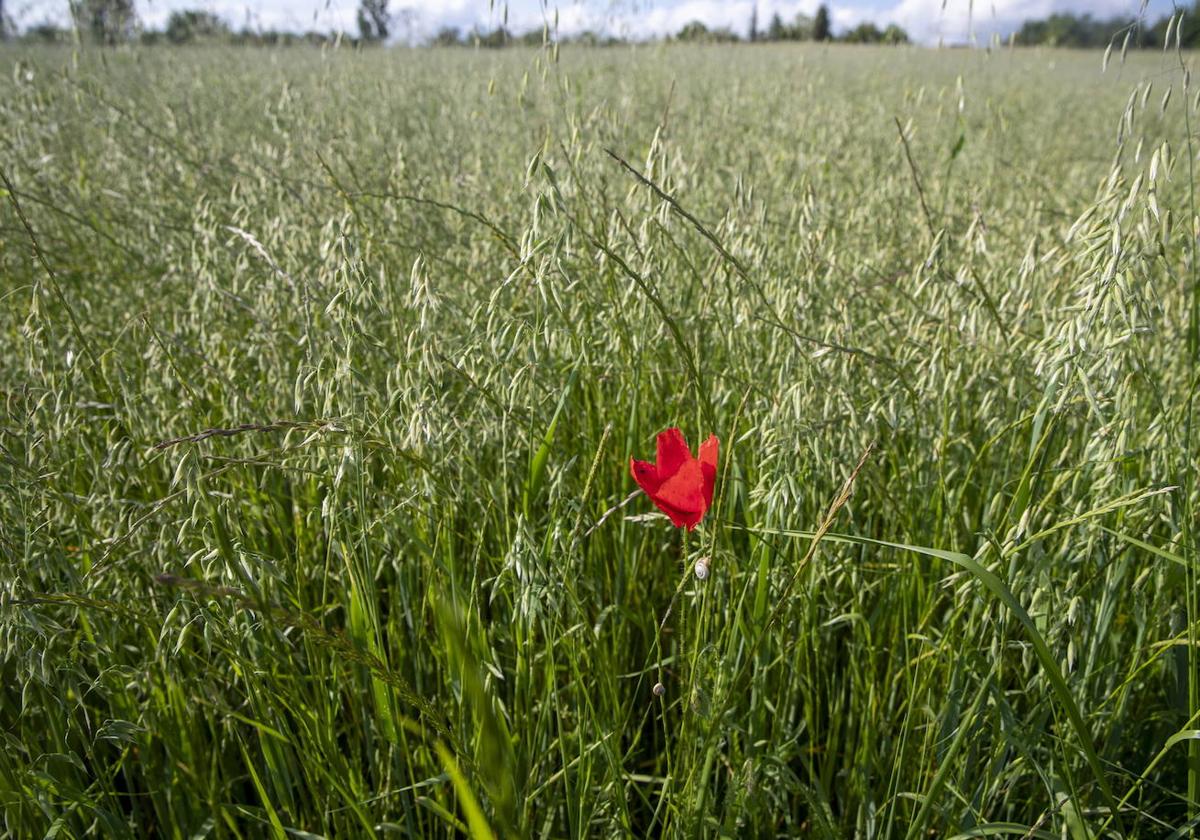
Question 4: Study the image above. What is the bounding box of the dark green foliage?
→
[1015,13,1135,47]
[225,28,331,47]
[164,10,230,45]
[560,29,625,47]
[1178,7,1200,47]
[674,20,740,43]
[431,26,462,46]
[842,22,910,44]
[842,23,882,44]
[1013,4,1199,49]
[18,22,68,43]
[516,27,548,47]
[69,0,135,45]
[767,12,785,41]
[762,11,813,42]
[674,20,709,41]
[357,0,389,44]
[813,5,831,41]
[472,26,510,48]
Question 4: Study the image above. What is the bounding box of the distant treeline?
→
[1,1,388,46]
[0,2,907,48]
[1,0,1197,50]
[1015,6,1200,48]
[8,7,348,47]
[429,5,909,47]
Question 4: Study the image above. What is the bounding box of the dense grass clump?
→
[2,40,1199,837]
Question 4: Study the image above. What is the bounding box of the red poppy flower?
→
[630,428,719,531]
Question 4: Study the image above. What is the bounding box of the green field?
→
[2,41,1198,837]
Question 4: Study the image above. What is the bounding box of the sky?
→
[6,0,1181,46]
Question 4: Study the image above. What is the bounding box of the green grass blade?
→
[436,742,495,840]
[736,524,1124,831]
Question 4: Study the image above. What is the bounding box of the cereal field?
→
[2,40,1198,837]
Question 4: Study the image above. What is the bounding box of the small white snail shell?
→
[694,558,710,580]
[652,682,666,697]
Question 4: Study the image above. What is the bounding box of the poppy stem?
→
[676,526,689,682]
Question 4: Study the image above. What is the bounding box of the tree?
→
[1012,10,1171,48]
[165,10,229,44]
[357,0,389,43]
[474,26,510,48]
[767,13,784,41]
[70,0,137,45]
[1145,3,1200,48]
[749,4,758,42]
[675,20,710,41]
[517,27,547,46]
[762,11,812,41]
[431,26,461,46]
[22,22,69,43]
[841,21,908,44]
[813,4,831,41]
[1178,5,1200,47]
[0,0,11,41]
[675,20,739,43]
[840,22,878,42]
[564,29,621,46]
[789,13,814,40]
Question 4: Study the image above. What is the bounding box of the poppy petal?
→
[698,435,719,509]
[647,494,697,529]
[654,459,706,516]
[630,458,663,494]
[655,427,691,480]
